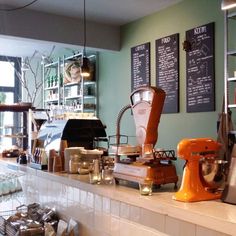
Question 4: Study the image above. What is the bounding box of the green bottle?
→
[60,73,63,86]
[54,75,58,87]
[50,76,54,87]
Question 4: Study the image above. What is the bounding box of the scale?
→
[112,86,178,188]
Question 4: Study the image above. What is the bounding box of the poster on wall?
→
[186,22,215,112]
[156,33,179,113]
[131,42,150,91]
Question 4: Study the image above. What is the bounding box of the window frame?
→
[0,55,22,147]
[0,55,22,102]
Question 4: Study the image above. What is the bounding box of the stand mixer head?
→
[173,137,222,202]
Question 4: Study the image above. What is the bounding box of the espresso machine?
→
[173,138,222,202]
[112,86,178,187]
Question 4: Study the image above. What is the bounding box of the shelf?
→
[45,99,59,103]
[83,109,96,112]
[84,81,96,85]
[0,134,27,138]
[228,77,236,82]
[64,53,82,61]
[74,108,83,112]
[0,126,23,129]
[63,53,95,63]
[65,95,82,100]
[44,61,59,68]
[84,95,96,99]
[0,104,32,112]
[228,104,236,108]
[227,50,236,56]
[44,86,59,90]
[64,82,80,87]
[228,11,236,19]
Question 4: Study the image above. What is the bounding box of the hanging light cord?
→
[83,0,87,55]
[0,0,39,11]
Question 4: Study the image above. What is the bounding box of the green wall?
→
[98,0,224,174]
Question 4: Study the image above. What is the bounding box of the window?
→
[0,56,22,151]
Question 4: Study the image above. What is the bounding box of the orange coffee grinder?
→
[173,137,222,202]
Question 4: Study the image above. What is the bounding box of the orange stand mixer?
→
[173,137,222,202]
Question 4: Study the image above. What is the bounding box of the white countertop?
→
[1,157,236,235]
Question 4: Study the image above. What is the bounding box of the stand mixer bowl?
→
[201,159,228,189]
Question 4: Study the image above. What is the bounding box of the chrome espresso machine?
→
[30,118,107,170]
[112,86,178,188]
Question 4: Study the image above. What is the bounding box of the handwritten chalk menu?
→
[156,33,179,113]
[186,22,215,112]
[131,42,150,91]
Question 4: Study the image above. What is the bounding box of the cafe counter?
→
[0,157,235,236]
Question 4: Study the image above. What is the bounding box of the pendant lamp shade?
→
[81,0,90,78]
[81,56,90,77]
[221,0,236,10]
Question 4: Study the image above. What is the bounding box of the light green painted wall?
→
[98,0,224,174]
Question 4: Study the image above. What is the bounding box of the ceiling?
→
[0,0,182,57]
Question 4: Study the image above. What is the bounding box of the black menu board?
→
[156,33,179,113]
[131,42,150,91]
[186,22,215,112]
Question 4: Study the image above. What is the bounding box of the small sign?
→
[186,22,215,112]
[156,33,179,113]
[131,42,150,91]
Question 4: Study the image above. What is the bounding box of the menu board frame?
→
[131,42,151,91]
[186,22,215,113]
[156,33,179,113]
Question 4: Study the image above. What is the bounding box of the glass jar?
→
[78,161,91,175]
[69,155,79,174]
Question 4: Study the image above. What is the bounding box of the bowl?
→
[201,158,228,189]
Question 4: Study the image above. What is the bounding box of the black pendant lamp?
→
[81,0,90,78]
[221,0,236,10]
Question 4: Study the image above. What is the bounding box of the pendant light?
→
[81,0,90,77]
[221,0,236,10]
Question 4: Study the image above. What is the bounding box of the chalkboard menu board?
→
[186,22,215,112]
[131,42,150,91]
[156,33,179,113]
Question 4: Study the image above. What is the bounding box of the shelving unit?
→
[0,104,32,151]
[223,8,236,159]
[42,53,98,116]
[42,58,62,108]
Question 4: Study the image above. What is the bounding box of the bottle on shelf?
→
[60,73,63,87]
[50,76,54,87]
[47,76,51,88]
[54,75,58,87]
